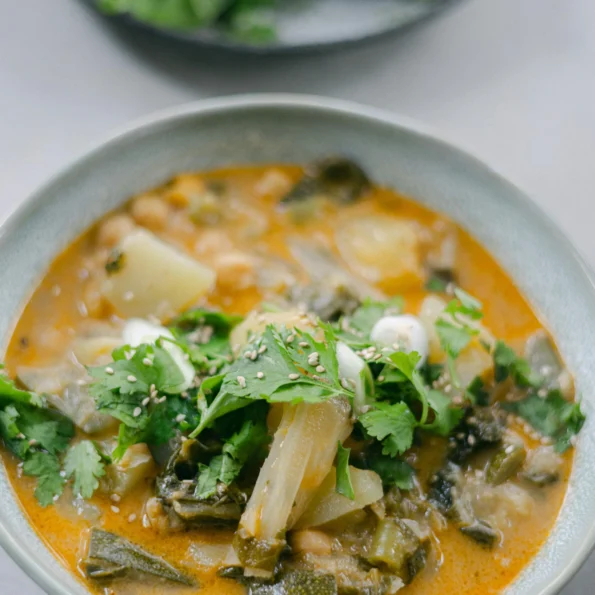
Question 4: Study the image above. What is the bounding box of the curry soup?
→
[0,160,583,595]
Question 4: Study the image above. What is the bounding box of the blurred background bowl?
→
[84,0,462,54]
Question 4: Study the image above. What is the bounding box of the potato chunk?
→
[102,229,215,318]
[336,216,423,292]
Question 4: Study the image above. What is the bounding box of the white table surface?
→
[1,0,594,592]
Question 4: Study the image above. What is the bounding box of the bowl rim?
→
[0,93,594,595]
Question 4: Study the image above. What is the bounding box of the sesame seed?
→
[53,495,60,502]
[122,291,134,302]
[288,373,300,380]
[16,433,25,440]
[257,372,264,379]
[286,334,296,344]
[28,439,37,446]
[237,375,247,388]
[133,407,142,418]
[299,341,309,348]
[128,513,137,523]
[142,357,153,366]
[142,397,150,406]
[110,493,121,503]
[341,378,350,390]
[51,285,61,297]
[208,365,218,376]
[181,391,188,398]
[111,506,120,514]
[105,367,114,375]
[127,375,137,382]
[59,470,66,478]
[467,435,476,446]
[250,350,258,361]
[175,414,186,423]
[258,345,267,354]
[158,396,167,403]
[378,376,385,383]
[373,353,383,361]
[316,365,326,373]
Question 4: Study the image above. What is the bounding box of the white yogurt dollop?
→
[123,318,194,392]
[370,314,429,367]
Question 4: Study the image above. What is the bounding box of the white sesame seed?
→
[378,376,385,382]
[133,407,142,417]
[122,291,134,302]
[158,395,167,403]
[105,367,114,375]
[237,375,247,388]
[16,433,25,440]
[28,439,37,446]
[286,334,296,344]
[341,378,350,390]
[299,341,309,348]
[51,285,61,297]
[373,353,383,361]
[250,350,258,361]
[53,495,60,502]
[111,506,120,514]
[142,357,153,366]
[142,397,150,406]
[59,470,67,478]
[256,372,264,379]
[316,365,326,373]
[110,493,121,503]
[208,365,218,376]
[128,513,137,523]
[258,345,267,354]
[127,375,137,382]
[175,414,186,423]
[288,373,300,380]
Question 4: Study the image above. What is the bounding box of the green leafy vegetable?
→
[360,402,417,456]
[493,340,542,388]
[424,390,465,437]
[503,390,585,452]
[335,442,354,500]
[367,455,414,490]
[190,324,353,438]
[63,440,107,499]
[23,452,65,507]
[196,416,269,499]
[466,376,490,406]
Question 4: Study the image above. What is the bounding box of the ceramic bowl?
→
[0,95,593,594]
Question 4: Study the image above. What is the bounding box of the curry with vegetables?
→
[0,159,585,595]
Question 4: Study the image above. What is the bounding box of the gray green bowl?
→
[0,95,593,594]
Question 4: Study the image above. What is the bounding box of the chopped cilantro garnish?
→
[190,324,353,438]
[335,442,354,500]
[493,340,542,388]
[360,401,417,457]
[63,440,106,499]
[366,454,414,490]
[23,452,65,507]
[503,390,585,452]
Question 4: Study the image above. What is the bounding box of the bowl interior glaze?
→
[0,95,593,595]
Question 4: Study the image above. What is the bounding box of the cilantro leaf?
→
[169,308,242,374]
[63,440,106,499]
[23,452,65,507]
[367,454,414,490]
[195,415,270,499]
[423,390,465,436]
[334,297,404,349]
[360,402,417,456]
[435,319,476,358]
[190,324,352,438]
[0,374,43,407]
[335,442,354,500]
[195,455,242,500]
[466,376,489,406]
[503,390,585,452]
[493,340,542,388]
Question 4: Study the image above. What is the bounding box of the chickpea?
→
[165,175,207,208]
[96,214,135,248]
[214,251,255,290]
[254,168,293,199]
[130,195,170,230]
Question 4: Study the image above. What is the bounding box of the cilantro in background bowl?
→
[97,0,277,45]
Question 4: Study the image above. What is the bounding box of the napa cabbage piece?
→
[233,398,352,575]
[102,229,215,318]
[293,465,383,530]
